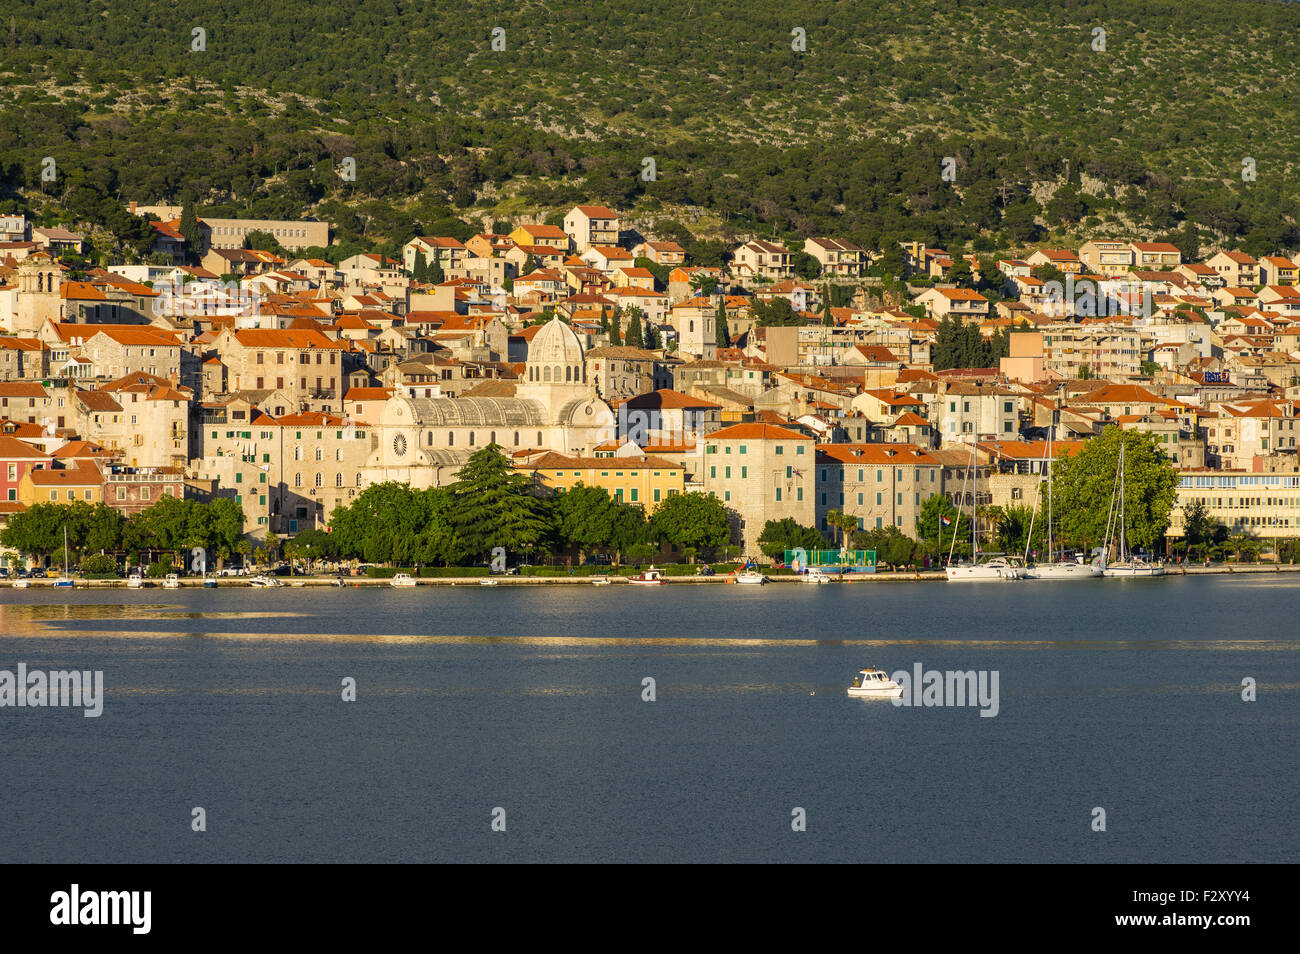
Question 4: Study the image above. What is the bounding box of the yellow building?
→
[19,462,103,506]
[519,452,684,509]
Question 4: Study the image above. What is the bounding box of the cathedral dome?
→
[525,316,586,386]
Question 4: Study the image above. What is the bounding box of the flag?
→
[942,515,952,527]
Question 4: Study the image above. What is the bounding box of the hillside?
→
[2,0,1298,256]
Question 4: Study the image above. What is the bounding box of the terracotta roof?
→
[708,422,809,442]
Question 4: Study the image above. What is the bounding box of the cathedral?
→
[362,316,615,487]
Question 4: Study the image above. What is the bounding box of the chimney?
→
[129,202,137,214]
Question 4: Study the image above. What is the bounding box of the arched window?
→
[537,431,543,446]
[544,366,551,382]
[355,473,363,487]
[294,446,302,461]
[314,447,323,461]
[335,448,342,461]
[315,473,323,488]
[336,473,343,487]
[294,473,302,487]
[448,432,455,446]
[689,321,695,333]
[513,431,519,445]
[469,432,475,446]
[490,431,496,444]
[565,366,571,382]
[427,432,432,445]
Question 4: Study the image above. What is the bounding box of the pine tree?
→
[644,321,659,350]
[447,444,550,561]
[609,311,622,345]
[412,254,429,282]
[430,255,445,284]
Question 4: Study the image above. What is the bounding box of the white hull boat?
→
[847,668,904,698]
[590,576,610,585]
[946,557,1024,581]
[628,566,666,585]
[13,579,30,588]
[249,575,283,588]
[1025,560,1103,580]
[162,574,181,589]
[1105,561,1165,577]
[733,569,767,585]
[390,573,417,587]
[803,569,833,584]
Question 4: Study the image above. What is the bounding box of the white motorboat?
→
[126,571,149,588]
[249,575,284,588]
[479,578,499,586]
[733,568,768,585]
[162,574,181,589]
[628,566,666,585]
[590,576,611,585]
[13,578,30,588]
[390,573,418,587]
[803,569,833,584]
[847,668,904,698]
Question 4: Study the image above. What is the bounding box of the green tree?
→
[715,299,731,349]
[646,492,730,555]
[1049,428,1179,552]
[915,493,970,559]
[447,444,549,561]
[756,517,825,559]
[994,504,1043,556]
[179,189,203,264]
[551,484,645,565]
[623,307,644,348]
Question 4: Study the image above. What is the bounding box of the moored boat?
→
[803,569,833,584]
[390,572,417,587]
[162,574,181,589]
[733,568,768,585]
[628,566,666,585]
[249,574,284,588]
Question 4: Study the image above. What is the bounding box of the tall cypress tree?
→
[821,284,833,327]
[625,308,644,348]
[715,300,730,349]
[609,310,623,345]
[644,321,659,350]
[179,191,202,265]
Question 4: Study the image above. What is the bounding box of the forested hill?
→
[2,0,1298,257]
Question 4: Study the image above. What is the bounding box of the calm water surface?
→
[0,577,1296,863]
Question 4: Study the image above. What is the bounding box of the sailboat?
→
[1024,425,1103,579]
[52,526,75,587]
[946,441,1024,581]
[1103,439,1165,578]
